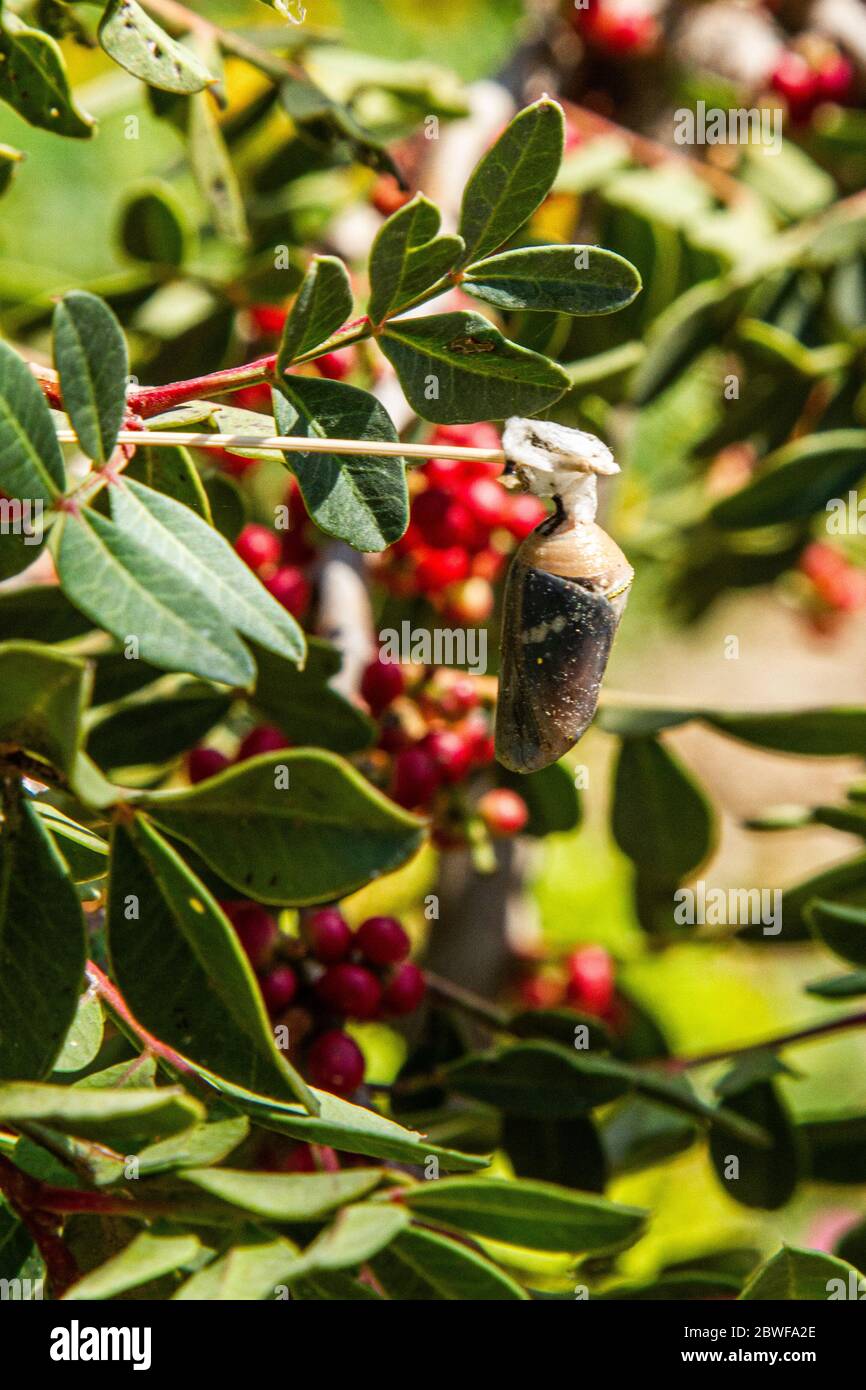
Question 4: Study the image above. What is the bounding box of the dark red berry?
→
[317,962,383,1019]
[314,347,356,380]
[382,962,426,1015]
[250,303,288,337]
[771,51,820,120]
[360,655,405,715]
[237,724,291,760]
[392,746,441,808]
[356,915,410,966]
[304,907,352,963]
[505,493,547,540]
[222,902,278,970]
[419,729,474,785]
[235,523,282,573]
[478,788,529,836]
[260,964,298,1013]
[187,747,230,784]
[265,565,311,618]
[414,545,471,593]
[307,1029,365,1096]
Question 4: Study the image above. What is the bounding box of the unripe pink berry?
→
[478,788,529,837]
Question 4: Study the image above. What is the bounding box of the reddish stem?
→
[0,1155,80,1297]
[86,960,194,1077]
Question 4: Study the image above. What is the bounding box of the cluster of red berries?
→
[798,542,866,632]
[770,41,856,123]
[517,944,622,1023]
[187,721,291,784]
[221,901,426,1097]
[233,485,314,620]
[373,423,545,625]
[359,657,529,843]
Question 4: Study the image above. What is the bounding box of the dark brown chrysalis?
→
[494,420,633,774]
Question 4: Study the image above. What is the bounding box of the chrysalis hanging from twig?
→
[495,419,633,774]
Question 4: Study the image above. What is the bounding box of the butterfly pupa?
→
[494,419,633,774]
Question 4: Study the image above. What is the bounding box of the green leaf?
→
[395,1177,644,1253]
[119,183,193,267]
[806,899,866,967]
[142,749,425,905]
[87,688,231,771]
[291,1270,382,1300]
[108,815,315,1109]
[240,1087,488,1172]
[0,528,44,584]
[52,993,103,1074]
[464,245,641,316]
[272,380,408,551]
[503,1114,606,1191]
[0,1206,32,1281]
[602,1095,698,1176]
[458,98,564,264]
[173,1230,299,1301]
[53,508,255,689]
[740,1245,863,1300]
[30,804,105,885]
[446,1041,630,1118]
[111,479,304,665]
[612,736,714,888]
[371,1225,527,1300]
[709,1079,802,1210]
[53,292,128,463]
[188,90,248,244]
[62,1228,204,1301]
[707,707,866,756]
[368,194,463,323]
[99,0,215,94]
[0,1082,203,1148]
[0,642,90,774]
[805,969,866,999]
[0,142,21,197]
[711,431,866,529]
[134,1117,249,1177]
[302,1201,408,1271]
[0,340,66,501]
[0,13,94,138]
[276,255,352,371]
[756,854,866,944]
[251,639,375,755]
[279,75,401,183]
[630,277,745,405]
[125,444,211,520]
[0,797,86,1080]
[380,311,569,423]
[801,1113,866,1182]
[182,1166,382,1221]
[0,585,91,645]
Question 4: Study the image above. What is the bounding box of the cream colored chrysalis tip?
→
[501,418,619,523]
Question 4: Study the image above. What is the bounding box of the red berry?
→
[250,303,287,337]
[382,962,426,1015]
[265,565,311,618]
[187,747,230,784]
[478,787,529,837]
[414,490,484,550]
[465,477,508,529]
[414,545,471,593]
[566,946,615,1016]
[392,746,441,808]
[307,1030,365,1096]
[816,54,855,103]
[356,915,410,966]
[260,964,298,1013]
[464,714,495,766]
[314,347,356,380]
[360,655,405,715]
[233,383,272,413]
[304,907,352,963]
[419,729,474,784]
[317,963,383,1019]
[222,902,278,970]
[771,51,820,120]
[237,724,291,761]
[505,494,547,540]
[371,174,412,217]
[235,524,281,574]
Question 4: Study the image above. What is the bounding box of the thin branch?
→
[424,970,510,1029]
[0,1154,79,1297]
[656,1011,866,1073]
